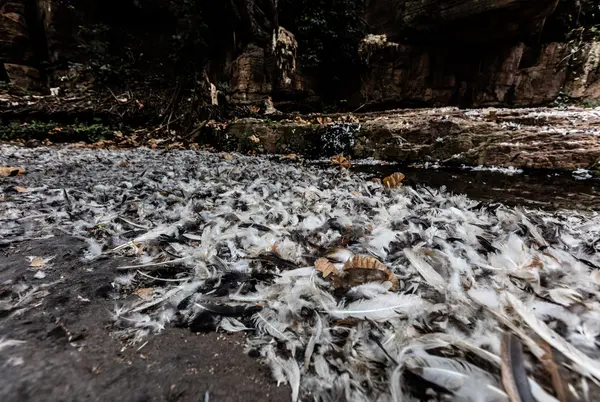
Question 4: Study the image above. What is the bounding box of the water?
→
[353,164,600,210]
[300,157,600,210]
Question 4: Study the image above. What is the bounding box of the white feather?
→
[328,293,427,321]
[507,293,600,381]
[404,248,445,290]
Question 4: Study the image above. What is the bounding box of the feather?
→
[253,311,292,343]
[266,347,301,402]
[405,355,509,402]
[547,288,583,307]
[539,341,569,402]
[0,338,25,352]
[219,317,252,332]
[303,313,323,370]
[404,248,445,290]
[328,293,426,321]
[327,247,354,263]
[346,282,392,299]
[506,293,600,381]
[500,332,535,402]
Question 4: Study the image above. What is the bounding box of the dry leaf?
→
[28,256,45,268]
[0,167,25,177]
[248,135,260,143]
[331,154,351,169]
[339,255,399,290]
[135,288,153,298]
[221,153,234,160]
[280,153,298,161]
[315,258,338,278]
[382,172,405,188]
[13,186,27,192]
[118,161,130,167]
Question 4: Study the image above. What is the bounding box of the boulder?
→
[0,2,30,63]
[4,63,43,90]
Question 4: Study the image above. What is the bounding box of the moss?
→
[0,121,118,143]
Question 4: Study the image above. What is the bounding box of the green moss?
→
[0,121,118,143]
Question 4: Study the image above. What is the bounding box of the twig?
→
[136,270,192,282]
[116,257,189,270]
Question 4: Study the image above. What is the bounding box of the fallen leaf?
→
[221,153,234,160]
[28,256,45,268]
[135,288,153,298]
[118,161,130,167]
[248,135,260,143]
[382,172,405,189]
[280,153,298,161]
[331,154,351,169]
[342,255,399,290]
[13,186,27,192]
[0,167,25,177]
[315,258,338,278]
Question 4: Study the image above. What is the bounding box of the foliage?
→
[164,0,209,70]
[543,0,600,42]
[0,121,116,143]
[278,0,368,98]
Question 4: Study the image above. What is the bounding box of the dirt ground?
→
[0,236,290,402]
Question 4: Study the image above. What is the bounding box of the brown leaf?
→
[248,135,260,143]
[221,153,234,160]
[118,161,130,167]
[315,258,338,278]
[280,153,298,161]
[331,154,351,169]
[342,255,399,290]
[28,256,45,268]
[135,288,153,298]
[0,166,26,177]
[13,186,27,193]
[382,172,405,189]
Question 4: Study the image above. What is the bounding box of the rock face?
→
[366,0,559,43]
[361,0,600,108]
[219,108,600,171]
[1,0,599,110]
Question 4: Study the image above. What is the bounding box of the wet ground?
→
[1,146,599,402]
[353,164,600,211]
[0,237,290,402]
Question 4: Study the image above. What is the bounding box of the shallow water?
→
[353,165,600,211]
[312,164,600,211]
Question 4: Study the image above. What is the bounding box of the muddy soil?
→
[0,237,289,402]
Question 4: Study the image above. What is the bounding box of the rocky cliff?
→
[361,0,600,108]
[1,0,600,112]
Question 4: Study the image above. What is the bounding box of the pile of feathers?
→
[2,144,600,402]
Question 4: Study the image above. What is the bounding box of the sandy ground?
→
[0,236,290,402]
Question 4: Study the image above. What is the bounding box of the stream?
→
[353,164,600,211]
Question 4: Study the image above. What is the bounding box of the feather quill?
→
[507,293,600,381]
[328,293,426,321]
[404,248,445,291]
[500,332,535,402]
[405,355,509,402]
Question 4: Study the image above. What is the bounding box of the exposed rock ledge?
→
[219,107,600,171]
